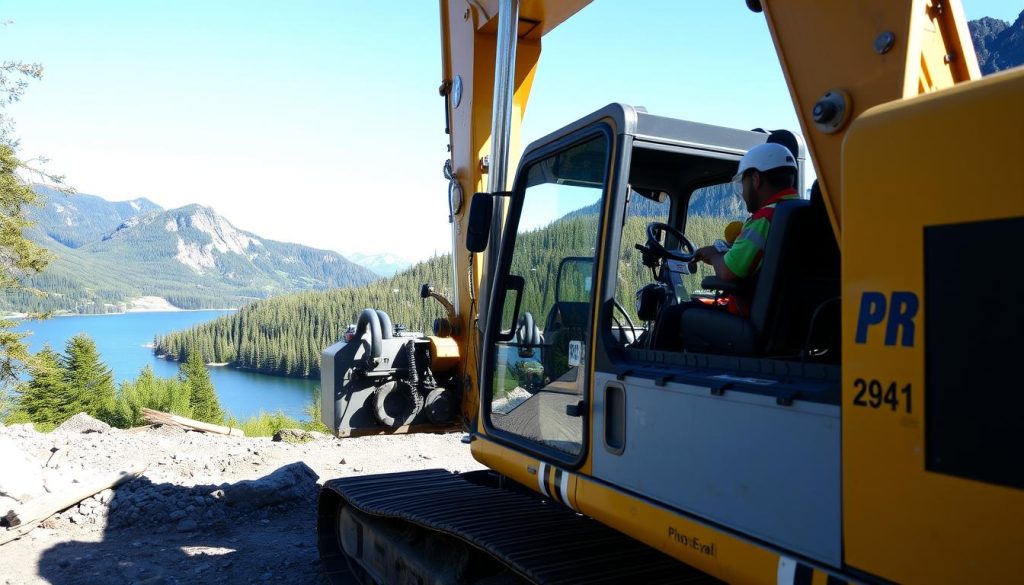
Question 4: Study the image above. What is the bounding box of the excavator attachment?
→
[321,308,462,437]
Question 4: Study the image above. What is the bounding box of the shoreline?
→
[3,308,238,320]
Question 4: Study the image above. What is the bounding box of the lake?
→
[12,311,319,421]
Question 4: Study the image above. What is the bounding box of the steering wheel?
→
[645,222,696,262]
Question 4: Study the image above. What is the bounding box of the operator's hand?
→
[694,245,718,265]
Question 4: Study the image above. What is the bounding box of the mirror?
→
[466,192,493,253]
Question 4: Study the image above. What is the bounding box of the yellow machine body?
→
[318,2,1022,583]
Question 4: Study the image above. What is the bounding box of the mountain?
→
[29,185,163,248]
[970,10,1024,75]
[3,191,379,314]
[346,252,413,277]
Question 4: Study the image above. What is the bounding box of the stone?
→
[169,510,186,521]
[272,428,325,443]
[98,489,114,504]
[0,437,44,503]
[223,462,318,511]
[176,518,198,532]
[54,413,111,434]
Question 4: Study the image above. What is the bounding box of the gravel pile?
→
[0,415,482,584]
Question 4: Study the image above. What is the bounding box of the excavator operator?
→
[692,142,799,316]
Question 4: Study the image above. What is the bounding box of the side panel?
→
[590,371,842,566]
[842,68,1024,583]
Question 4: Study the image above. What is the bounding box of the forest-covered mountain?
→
[154,254,454,378]
[1,188,379,314]
[29,186,163,248]
[153,192,731,379]
[970,10,1024,75]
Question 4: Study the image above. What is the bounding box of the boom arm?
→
[439,0,591,422]
[758,0,980,234]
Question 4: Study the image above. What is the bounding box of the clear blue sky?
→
[4,0,1019,261]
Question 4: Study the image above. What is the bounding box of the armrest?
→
[701,275,743,293]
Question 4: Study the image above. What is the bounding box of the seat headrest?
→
[765,130,800,161]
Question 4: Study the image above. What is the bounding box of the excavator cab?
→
[479,103,844,564]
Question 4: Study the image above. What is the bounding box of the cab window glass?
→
[488,134,608,457]
[613,191,670,327]
[683,182,748,296]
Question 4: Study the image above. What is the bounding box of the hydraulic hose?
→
[355,308,382,362]
[376,310,393,340]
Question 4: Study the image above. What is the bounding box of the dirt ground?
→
[0,420,483,584]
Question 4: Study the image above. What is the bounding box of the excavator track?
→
[318,468,720,585]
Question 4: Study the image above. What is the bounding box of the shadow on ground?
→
[35,462,327,585]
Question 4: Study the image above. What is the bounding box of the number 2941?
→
[853,379,912,414]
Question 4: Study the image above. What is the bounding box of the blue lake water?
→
[12,311,319,421]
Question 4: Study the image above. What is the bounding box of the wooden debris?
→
[141,408,245,437]
[0,465,146,545]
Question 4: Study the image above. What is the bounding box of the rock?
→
[98,488,114,504]
[271,428,322,444]
[9,423,35,433]
[176,518,198,532]
[0,437,44,503]
[169,510,186,521]
[223,462,319,511]
[259,572,273,581]
[54,413,111,434]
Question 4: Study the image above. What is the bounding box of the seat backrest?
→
[749,184,840,356]
[542,301,590,381]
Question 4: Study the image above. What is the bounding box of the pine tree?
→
[14,344,71,425]
[180,347,222,424]
[62,334,115,420]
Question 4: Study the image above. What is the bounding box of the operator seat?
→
[678,182,839,358]
[543,301,590,382]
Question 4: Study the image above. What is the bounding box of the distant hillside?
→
[154,191,736,379]
[346,252,413,277]
[567,183,742,220]
[29,185,162,248]
[154,254,453,378]
[3,192,379,314]
[970,10,1024,74]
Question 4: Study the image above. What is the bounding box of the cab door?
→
[479,123,614,465]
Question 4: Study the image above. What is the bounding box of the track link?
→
[318,468,721,584]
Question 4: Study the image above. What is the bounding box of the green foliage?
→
[180,348,223,424]
[61,333,115,419]
[0,146,53,393]
[232,410,300,437]
[106,365,193,428]
[12,345,69,425]
[155,254,453,378]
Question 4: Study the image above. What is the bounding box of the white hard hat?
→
[733,143,797,180]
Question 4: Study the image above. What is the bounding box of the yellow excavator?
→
[317,1,1024,582]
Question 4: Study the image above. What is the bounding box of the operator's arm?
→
[696,216,767,282]
[695,246,737,280]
